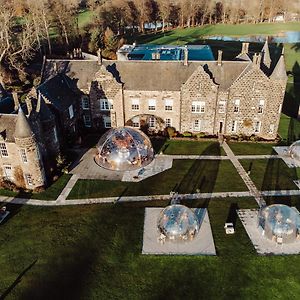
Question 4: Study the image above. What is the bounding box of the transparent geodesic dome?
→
[288,140,300,162]
[157,204,199,241]
[95,127,154,171]
[258,204,300,244]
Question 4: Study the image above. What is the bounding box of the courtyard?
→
[2,118,300,299]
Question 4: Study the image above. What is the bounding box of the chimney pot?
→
[183,47,188,66]
[217,50,223,66]
[12,92,19,111]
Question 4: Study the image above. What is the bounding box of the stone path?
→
[159,154,280,160]
[221,140,266,207]
[2,189,300,206]
[56,174,79,203]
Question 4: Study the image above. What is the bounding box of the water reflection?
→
[206,31,300,43]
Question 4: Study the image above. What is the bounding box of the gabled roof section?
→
[42,59,101,90]
[42,58,251,92]
[38,74,79,111]
[235,53,252,62]
[14,107,34,139]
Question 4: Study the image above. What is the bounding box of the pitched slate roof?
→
[43,59,250,92]
[38,73,79,111]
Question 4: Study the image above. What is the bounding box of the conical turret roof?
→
[270,54,287,80]
[261,40,271,68]
[14,107,34,139]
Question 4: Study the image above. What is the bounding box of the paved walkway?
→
[221,140,266,207]
[1,189,300,206]
[56,174,79,203]
[159,154,280,160]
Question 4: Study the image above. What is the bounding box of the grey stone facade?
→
[0,42,288,189]
[41,42,287,141]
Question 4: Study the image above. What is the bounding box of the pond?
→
[206,31,300,43]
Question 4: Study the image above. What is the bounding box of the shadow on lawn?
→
[0,260,37,300]
[261,157,298,207]
[176,143,220,207]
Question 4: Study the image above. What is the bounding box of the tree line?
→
[0,0,299,83]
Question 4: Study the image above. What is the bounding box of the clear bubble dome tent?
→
[288,140,300,161]
[258,204,300,244]
[95,127,154,171]
[157,204,200,241]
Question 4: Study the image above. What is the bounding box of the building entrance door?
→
[219,121,223,133]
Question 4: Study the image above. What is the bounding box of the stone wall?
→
[11,136,46,189]
[180,66,218,133]
[123,90,181,131]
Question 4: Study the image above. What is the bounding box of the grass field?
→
[162,139,226,155]
[3,197,300,300]
[132,23,300,45]
[0,174,71,200]
[240,159,300,190]
[68,159,247,199]
[228,142,276,155]
[278,114,300,144]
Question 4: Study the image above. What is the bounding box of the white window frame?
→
[219,101,226,113]
[103,116,111,128]
[3,165,13,180]
[83,115,92,127]
[148,99,156,111]
[255,121,261,133]
[165,99,173,111]
[81,97,90,110]
[131,98,140,111]
[165,118,172,127]
[149,116,156,128]
[24,173,33,186]
[258,100,264,114]
[0,143,8,157]
[269,124,275,134]
[234,99,240,113]
[191,101,205,113]
[68,105,74,119]
[20,148,28,163]
[231,120,237,132]
[100,99,113,111]
[193,119,201,131]
[132,116,140,128]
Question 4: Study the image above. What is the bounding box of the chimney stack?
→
[252,53,258,65]
[97,49,102,65]
[241,42,249,54]
[183,47,188,66]
[12,92,19,111]
[217,50,223,66]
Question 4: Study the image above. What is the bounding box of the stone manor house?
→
[0,41,287,189]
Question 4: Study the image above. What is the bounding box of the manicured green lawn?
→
[240,159,300,190]
[77,9,96,30]
[278,114,300,144]
[2,198,300,299]
[68,159,247,199]
[228,142,276,155]
[162,139,226,155]
[133,23,300,45]
[0,174,71,200]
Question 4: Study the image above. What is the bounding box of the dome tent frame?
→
[95,126,154,171]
